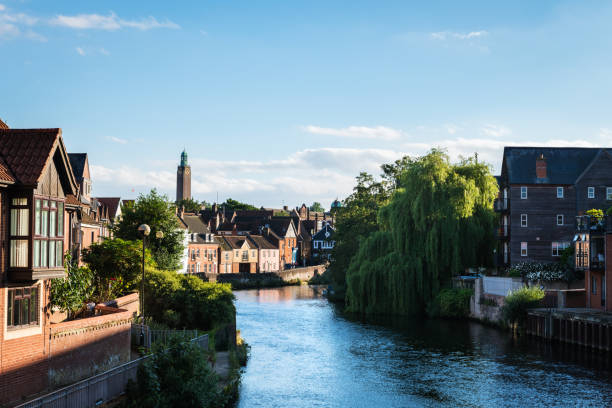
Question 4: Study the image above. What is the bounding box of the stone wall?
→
[204,264,327,284]
[470,278,503,324]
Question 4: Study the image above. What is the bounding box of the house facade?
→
[248,235,279,272]
[219,236,258,273]
[0,128,77,403]
[496,147,612,266]
[179,212,219,274]
[312,223,335,261]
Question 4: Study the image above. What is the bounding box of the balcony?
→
[494,199,508,212]
[497,224,508,239]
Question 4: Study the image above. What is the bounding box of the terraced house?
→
[496,147,612,266]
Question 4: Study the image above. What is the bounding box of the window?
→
[557,215,564,226]
[197,249,200,258]
[520,187,528,199]
[225,253,229,261]
[588,187,595,199]
[191,250,196,261]
[251,250,256,257]
[552,242,570,256]
[607,187,612,200]
[33,198,64,268]
[520,214,528,227]
[10,198,29,268]
[7,286,39,328]
[557,187,564,198]
[521,242,528,257]
[91,231,94,243]
[592,276,597,295]
[235,250,239,257]
[196,263,200,273]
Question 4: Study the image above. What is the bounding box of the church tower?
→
[176,150,191,202]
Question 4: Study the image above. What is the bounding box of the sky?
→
[2,1,612,209]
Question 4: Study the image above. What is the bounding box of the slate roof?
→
[312,224,335,241]
[0,128,76,191]
[268,217,294,237]
[221,236,250,249]
[181,213,211,234]
[247,235,277,250]
[96,197,121,218]
[502,147,606,185]
[68,153,87,182]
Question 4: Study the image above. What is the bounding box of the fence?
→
[16,332,208,408]
[482,276,523,297]
[130,324,199,349]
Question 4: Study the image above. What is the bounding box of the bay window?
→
[33,198,64,268]
[10,198,29,267]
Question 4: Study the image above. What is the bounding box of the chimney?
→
[283,205,288,211]
[536,154,546,179]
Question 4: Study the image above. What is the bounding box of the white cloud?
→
[431,30,488,41]
[99,47,110,56]
[50,12,179,31]
[107,136,127,144]
[0,5,5,12]
[303,125,404,141]
[75,46,85,56]
[481,124,512,138]
[599,128,612,138]
[0,6,42,40]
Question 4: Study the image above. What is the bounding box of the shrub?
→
[144,268,235,331]
[509,262,566,282]
[427,288,473,318]
[586,208,604,221]
[501,286,545,328]
[49,256,94,319]
[123,339,221,408]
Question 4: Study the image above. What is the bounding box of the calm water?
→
[235,286,612,408]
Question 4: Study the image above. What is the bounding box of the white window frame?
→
[588,186,595,199]
[520,242,528,257]
[520,186,528,199]
[557,214,564,226]
[557,187,564,198]
[607,187,612,201]
[520,214,528,227]
[552,241,570,257]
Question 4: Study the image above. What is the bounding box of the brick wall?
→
[48,309,132,388]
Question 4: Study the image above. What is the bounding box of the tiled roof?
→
[222,236,249,249]
[0,155,16,184]
[247,235,277,250]
[65,194,81,206]
[181,213,211,234]
[0,118,8,129]
[269,217,294,237]
[215,236,232,251]
[68,153,87,182]
[0,128,60,185]
[502,147,606,185]
[81,211,99,226]
[96,197,121,218]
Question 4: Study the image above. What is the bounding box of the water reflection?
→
[236,286,612,408]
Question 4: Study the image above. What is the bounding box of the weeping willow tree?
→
[345,149,498,316]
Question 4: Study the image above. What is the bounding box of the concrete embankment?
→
[199,265,327,287]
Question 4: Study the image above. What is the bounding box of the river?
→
[235,285,612,408]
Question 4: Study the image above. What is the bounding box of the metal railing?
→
[131,324,199,349]
[17,330,208,408]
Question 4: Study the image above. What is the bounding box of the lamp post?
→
[138,224,151,323]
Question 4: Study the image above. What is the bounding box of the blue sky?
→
[2,1,612,209]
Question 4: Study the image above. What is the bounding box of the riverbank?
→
[235,285,612,407]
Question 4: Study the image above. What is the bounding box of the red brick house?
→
[0,127,132,405]
[0,127,77,403]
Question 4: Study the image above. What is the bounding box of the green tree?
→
[176,198,206,213]
[50,256,95,319]
[123,340,220,408]
[221,198,258,211]
[327,172,390,292]
[114,189,185,270]
[309,202,325,212]
[144,268,235,331]
[345,149,498,316]
[82,238,154,301]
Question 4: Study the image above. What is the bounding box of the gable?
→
[285,221,296,238]
[82,155,91,180]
